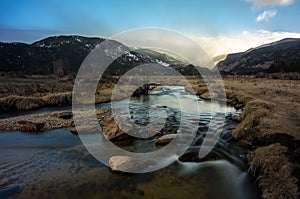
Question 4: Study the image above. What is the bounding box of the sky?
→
[0,0,300,57]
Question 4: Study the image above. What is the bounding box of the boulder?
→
[200,92,211,100]
[132,84,150,96]
[155,134,177,145]
[150,86,164,93]
[109,156,147,172]
[101,117,125,140]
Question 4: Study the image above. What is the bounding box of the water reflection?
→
[0,87,261,199]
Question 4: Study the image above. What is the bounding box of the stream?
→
[0,86,261,199]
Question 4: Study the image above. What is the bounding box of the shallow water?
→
[0,86,261,199]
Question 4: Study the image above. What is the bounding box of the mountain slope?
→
[0,35,206,76]
[0,36,105,75]
[215,38,300,75]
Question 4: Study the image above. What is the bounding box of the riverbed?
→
[0,86,261,198]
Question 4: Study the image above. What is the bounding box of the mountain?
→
[0,36,105,76]
[0,35,207,76]
[215,38,300,75]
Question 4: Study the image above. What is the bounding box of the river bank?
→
[189,77,300,199]
[0,75,299,198]
[0,83,262,199]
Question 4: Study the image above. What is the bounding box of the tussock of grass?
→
[0,92,72,111]
[250,144,298,199]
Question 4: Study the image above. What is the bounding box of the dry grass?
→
[250,144,298,199]
[0,75,299,198]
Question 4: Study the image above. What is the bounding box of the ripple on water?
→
[0,86,260,198]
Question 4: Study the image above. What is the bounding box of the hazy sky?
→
[1,0,300,56]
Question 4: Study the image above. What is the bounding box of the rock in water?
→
[101,117,122,140]
[232,115,242,122]
[109,156,147,172]
[101,117,133,140]
[155,134,177,145]
[155,134,193,145]
[132,84,150,96]
[17,120,45,132]
[70,127,78,134]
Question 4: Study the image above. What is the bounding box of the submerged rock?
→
[109,156,147,172]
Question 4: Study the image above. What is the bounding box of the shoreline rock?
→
[109,156,147,172]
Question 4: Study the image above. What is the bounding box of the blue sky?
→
[0,0,299,55]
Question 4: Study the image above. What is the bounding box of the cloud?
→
[245,0,294,22]
[193,30,300,59]
[243,31,249,35]
[244,0,294,7]
[256,10,277,22]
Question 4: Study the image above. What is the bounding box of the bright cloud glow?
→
[244,0,294,7]
[193,30,300,61]
[256,10,277,22]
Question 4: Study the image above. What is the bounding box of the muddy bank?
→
[190,77,300,199]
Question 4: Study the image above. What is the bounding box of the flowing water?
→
[0,86,261,199]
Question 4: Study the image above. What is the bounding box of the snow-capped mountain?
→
[0,35,206,76]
